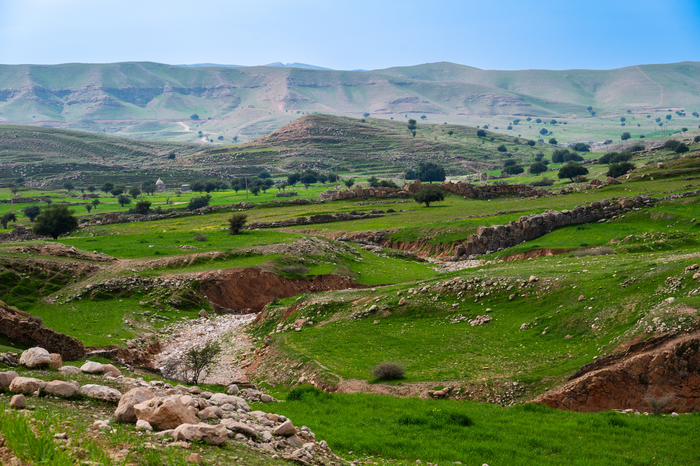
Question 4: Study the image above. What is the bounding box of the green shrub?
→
[287,385,325,401]
[228,213,248,235]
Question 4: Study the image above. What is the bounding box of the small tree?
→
[363,112,370,118]
[228,213,247,234]
[527,140,536,146]
[694,136,700,143]
[675,143,689,154]
[111,187,125,196]
[549,138,558,145]
[143,182,157,195]
[24,206,41,222]
[92,199,100,209]
[287,172,301,186]
[85,203,92,213]
[558,162,589,182]
[530,161,548,175]
[497,144,507,152]
[32,205,78,239]
[416,162,446,182]
[476,129,486,137]
[87,185,96,193]
[134,200,151,214]
[101,182,115,193]
[117,194,131,207]
[447,130,454,136]
[344,178,355,188]
[300,172,316,189]
[0,213,17,229]
[258,171,271,179]
[187,195,211,210]
[249,185,261,196]
[182,341,221,384]
[413,185,445,207]
[407,119,417,132]
[129,186,141,199]
[190,113,200,120]
[621,132,631,141]
[607,162,636,177]
[63,181,74,191]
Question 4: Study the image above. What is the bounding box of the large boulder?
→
[274,420,297,436]
[80,361,104,374]
[173,423,228,445]
[19,347,51,368]
[134,396,199,431]
[115,388,156,423]
[80,384,122,403]
[9,377,46,394]
[44,380,79,398]
[0,370,18,388]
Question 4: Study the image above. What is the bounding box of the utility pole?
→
[140,181,143,201]
[10,187,13,213]
[335,166,338,190]
[245,176,249,200]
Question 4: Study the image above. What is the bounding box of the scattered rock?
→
[136,420,153,432]
[0,370,18,388]
[59,366,81,375]
[274,420,297,436]
[173,423,228,445]
[10,394,25,409]
[44,380,79,398]
[225,384,239,395]
[101,364,122,377]
[134,396,199,430]
[187,452,203,464]
[19,347,51,368]
[80,384,122,403]
[80,361,104,374]
[48,353,63,370]
[220,418,258,438]
[115,387,156,423]
[9,376,46,394]
[198,309,208,319]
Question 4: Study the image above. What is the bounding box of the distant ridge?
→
[174,62,332,70]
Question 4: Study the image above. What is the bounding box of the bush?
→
[416,162,446,182]
[502,165,524,175]
[628,143,645,152]
[530,178,554,187]
[372,362,405,380]
[182,341,221,384]
[193,232,209,242]
[644,393,675,415]
[574,175,589,183]
[529,161,548,175]
[32,205,78,239]
[497,144,507,152]
[476,129,486,137]
[621,132,631,140]
[228,213,247,234]
[573,247,615,257]
[694,136,700,143]
[572,143,590,152]
[187,195,211,211]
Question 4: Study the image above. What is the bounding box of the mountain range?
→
[0,61,698,141]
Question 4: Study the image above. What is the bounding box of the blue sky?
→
[1,0,699,70]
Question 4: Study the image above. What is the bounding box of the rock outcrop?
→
[536,332,700,413]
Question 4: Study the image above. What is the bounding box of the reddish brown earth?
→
[198,268,368,313]
[536,332,700,413]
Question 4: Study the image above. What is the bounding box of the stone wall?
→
[0,301,85,360]
[453,196,654,259]
[0,226,37,244]
[440,180,550,199]
[320,185,409,201]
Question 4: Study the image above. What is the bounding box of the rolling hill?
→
[0,61,698,143]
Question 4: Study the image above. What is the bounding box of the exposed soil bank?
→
[0,300,86,360]
[536,332,700,413]
[198,268,368,313]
